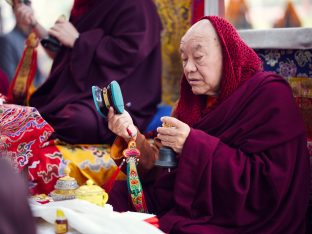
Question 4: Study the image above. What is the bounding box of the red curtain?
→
[192,0,204,24]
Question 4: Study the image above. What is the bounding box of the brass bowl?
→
[75,180,108,207]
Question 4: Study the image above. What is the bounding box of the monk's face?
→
[180,20,223,96]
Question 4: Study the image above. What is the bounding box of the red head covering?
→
[70,0,95,22]
[174,16,262,126]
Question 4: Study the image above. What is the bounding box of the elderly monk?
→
[14,0,162,144]
[107,16,309,234]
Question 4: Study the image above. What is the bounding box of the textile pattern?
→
[255,49,312,140]
[0,104,125,195]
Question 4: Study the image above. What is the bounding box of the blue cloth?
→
[145,105,172,132]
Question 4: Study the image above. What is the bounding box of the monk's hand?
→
[157,116,190,154]
[107,107,137,141]
[14,1,37,28]
[48,16,79,48]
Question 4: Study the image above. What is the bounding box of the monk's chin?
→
[191,87,204,95]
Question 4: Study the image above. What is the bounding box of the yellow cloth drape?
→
[57,143,126,187]
[153,0,192,105]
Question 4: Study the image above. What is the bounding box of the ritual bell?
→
[155,146,177,171]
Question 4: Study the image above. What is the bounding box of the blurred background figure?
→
[0,0,45,87]
[274,0,302,28]
[13,0,162,145]
[226,0,252,29]
[224,0,310,29]
[0,158,36,234]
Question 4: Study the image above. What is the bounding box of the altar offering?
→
[50,167,78,201]
[75,179,108,207]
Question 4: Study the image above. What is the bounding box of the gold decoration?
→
[102,88,110,109]
[11,32,39,103]
[26,32,39,48]
[162,122,173,128]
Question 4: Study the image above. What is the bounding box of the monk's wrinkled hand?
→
[48,17,79,48]
[157,116,190,154]
[107,107,137,141]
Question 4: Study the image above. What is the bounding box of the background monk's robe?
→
[29,0,162,144]
[0,69,9,95]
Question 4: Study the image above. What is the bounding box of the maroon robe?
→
[109,72,309,233]
[152,72,309,233]
[0,69,9,95]
[29,0,162,144]
[0,159,36,234]
[109,16,309,233]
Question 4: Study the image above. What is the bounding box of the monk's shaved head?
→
[181,19,220,49]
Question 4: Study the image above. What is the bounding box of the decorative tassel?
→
[102,159,125,193]
[8,32,38,105]
[123,139,148,213]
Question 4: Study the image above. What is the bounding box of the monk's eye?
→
[194,56,203,61]
[182,58,188,66]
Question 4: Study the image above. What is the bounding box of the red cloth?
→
[191,0,204,24]
[175,16,262,126]
[0,104,61,195]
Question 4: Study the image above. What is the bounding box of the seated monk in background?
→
[107,16,309,233]
[15,0,162,144]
